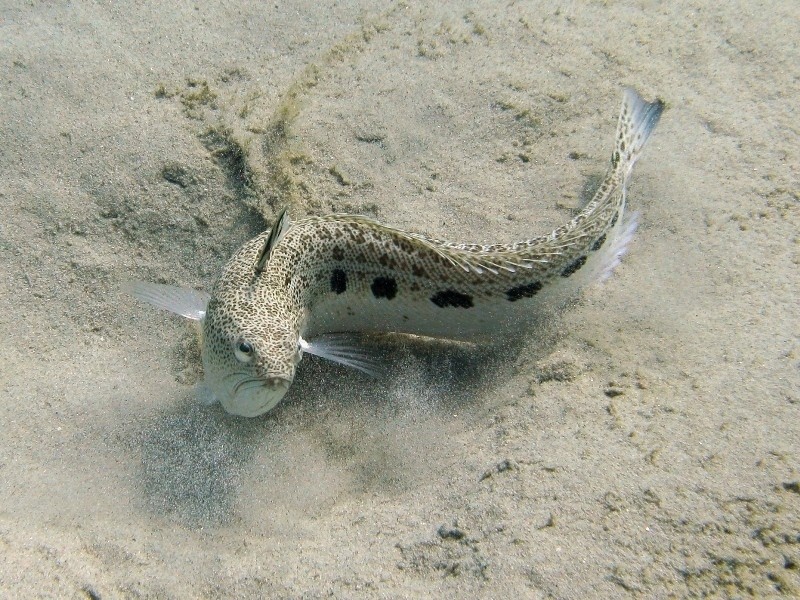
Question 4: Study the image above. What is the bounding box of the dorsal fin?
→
[255,208,291,273]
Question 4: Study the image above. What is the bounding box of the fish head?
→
[201,296,300,417]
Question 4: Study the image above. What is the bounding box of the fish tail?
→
[612,88,664,181]
[583,90,663,284]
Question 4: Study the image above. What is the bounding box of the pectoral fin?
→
[125,281,210,321]
[299,334,381,377]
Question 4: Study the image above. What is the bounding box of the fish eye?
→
[234,340,254,363]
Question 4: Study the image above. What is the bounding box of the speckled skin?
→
[201,89,664,416]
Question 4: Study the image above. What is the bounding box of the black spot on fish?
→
[561,256,587,278]
[371,276,397,300]
[393,238,413,253]
[378,253,396,268]
[591,233,607,252]
[332,246,344,261]
[430,289,474,309]
[610,212,619,228]
[506,281,543,302]
[611,150,620,169]
[330,269,347,294]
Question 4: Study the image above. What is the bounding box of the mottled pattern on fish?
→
[133,88,664,417]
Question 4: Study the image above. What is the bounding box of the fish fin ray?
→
[592,211,639,283]
[299,335,381,377]
[124,281,209,320]
[256,208,291,272]
[615,89,665,178]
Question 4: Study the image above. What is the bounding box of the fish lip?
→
[232,377,261,396]
[221,375,291,417]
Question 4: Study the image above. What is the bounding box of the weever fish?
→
[130,88,664,417]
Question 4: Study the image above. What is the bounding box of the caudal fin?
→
[588,90,662,284]
[613,88,664,179]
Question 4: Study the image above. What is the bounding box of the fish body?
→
[132,88,664,417]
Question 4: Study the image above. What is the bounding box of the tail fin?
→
[613,88,664,179]
[588,90,662,285]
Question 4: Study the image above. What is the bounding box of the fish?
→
[129,88,664,417]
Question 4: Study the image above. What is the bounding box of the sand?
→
[1,1,798,597]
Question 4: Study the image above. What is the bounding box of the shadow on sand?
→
[131,320,561,527]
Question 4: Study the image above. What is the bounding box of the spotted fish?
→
[130,88,664,417]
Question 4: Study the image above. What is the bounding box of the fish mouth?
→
[217,375,291,417]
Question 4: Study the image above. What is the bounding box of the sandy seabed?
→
[1,1,798,598]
